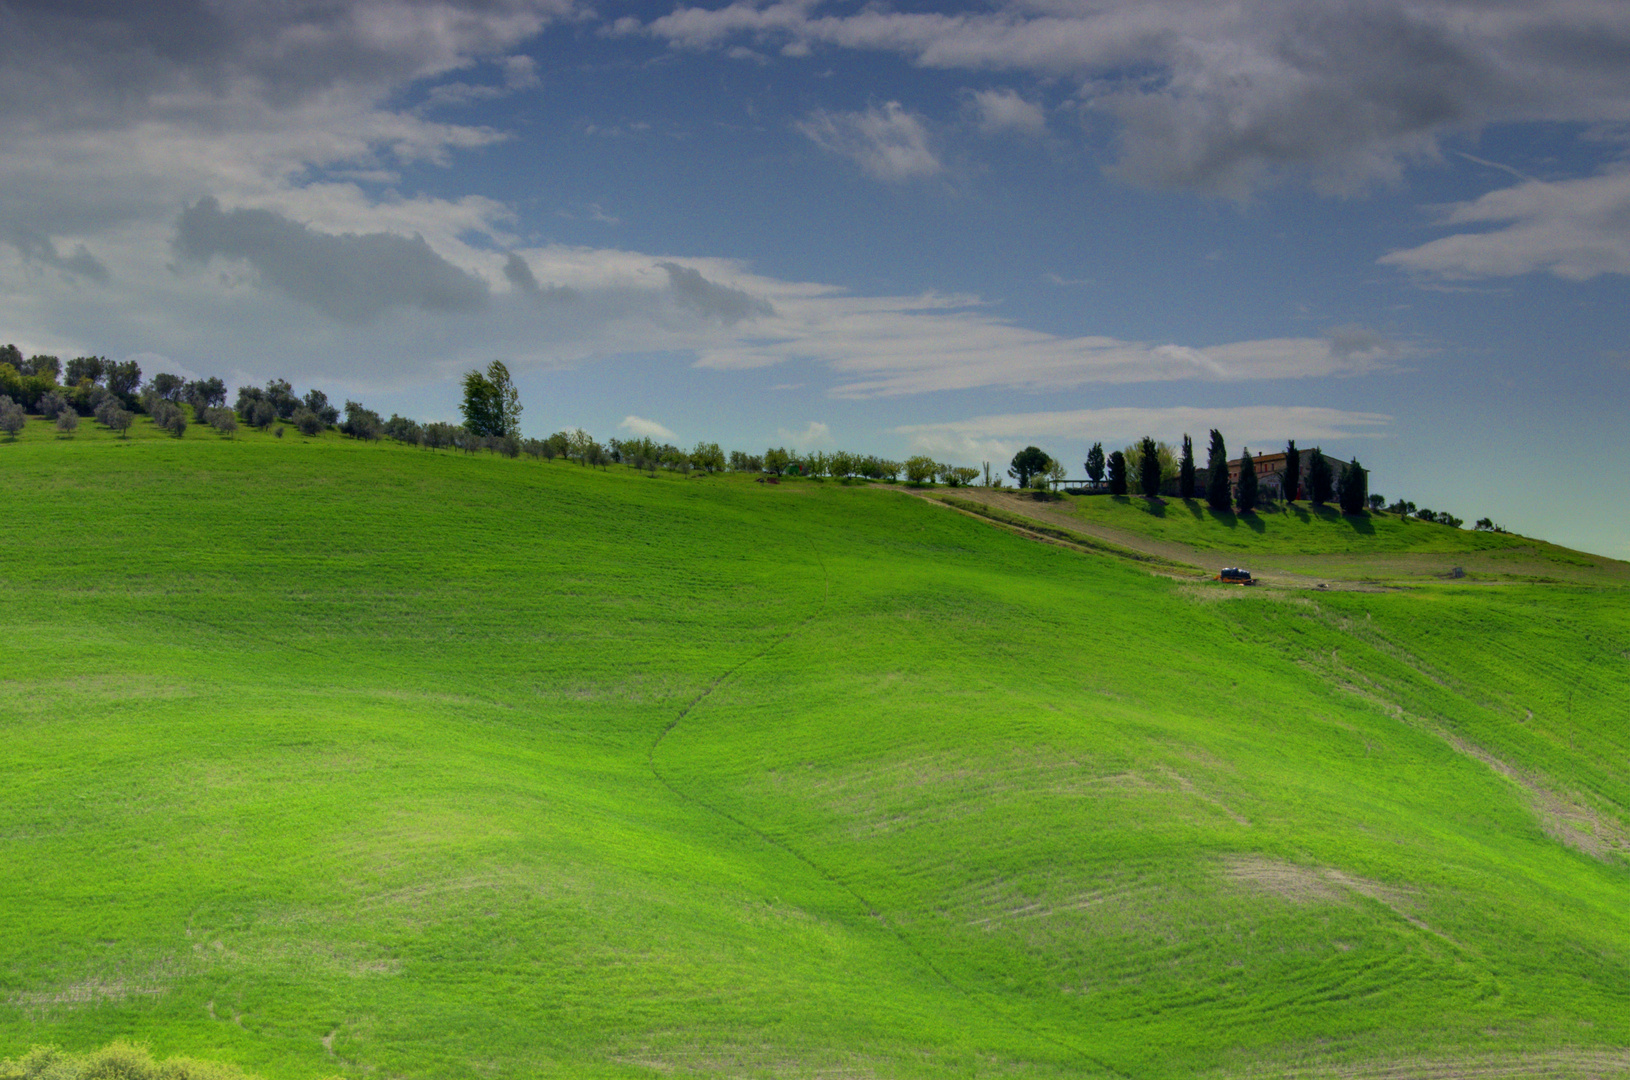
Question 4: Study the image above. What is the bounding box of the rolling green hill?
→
[2,422,1628,1079]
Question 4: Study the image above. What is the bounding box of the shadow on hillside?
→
[1138,496,1167,518]
[1305,503,1376,535]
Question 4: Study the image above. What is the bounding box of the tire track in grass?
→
[647,534,1129,1079]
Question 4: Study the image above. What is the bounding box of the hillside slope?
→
[2,429,1627,1079]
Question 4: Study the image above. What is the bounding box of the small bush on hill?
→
[55,409,78,436]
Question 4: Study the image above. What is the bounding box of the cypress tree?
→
[1338,457,1368,515]
[1308,448,1334,505]
[1283,439,1300,502]
[1138,436,1161,497]
[1205,429,1230,511]
[1107,450,1128,495]
[1085,442,1105,484]
[1236,448,1257,512]
[1178,434,1196,499]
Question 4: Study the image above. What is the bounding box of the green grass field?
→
[3,419,1628,1079]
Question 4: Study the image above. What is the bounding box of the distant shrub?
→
[248,399,277,430]
[208,407,238,438]
[105,408,134,438]
[292,407,324,437]
[422,422,462,450]
[340,400,383,441]
[383,414,423,445]
[150,399,186,436]
[55,409,78,435]
[35,390,67,418]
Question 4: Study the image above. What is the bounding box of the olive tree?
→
[0,396,26,439]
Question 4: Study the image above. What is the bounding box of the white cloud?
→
[639,0,1630,196]
[775,421,832,446]
[796,102,941,181]
[894,406,1392,461]
[1380,170,1630,280]
[967,88,1045,136]
[620,415,678,440]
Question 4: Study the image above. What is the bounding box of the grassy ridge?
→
[2,428,1628,1078]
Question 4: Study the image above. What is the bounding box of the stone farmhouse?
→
[1226,449,1354,501]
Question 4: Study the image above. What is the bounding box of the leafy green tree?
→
[64,356,105,386]
[105,407,134,438]
[55,409,79,436]
[1085,442,1105,484]
[1047,459,1068,488]
[207,408,238,438]
[104,360,141,402]
[1308,449,1334,505]
[1106,450,1128,495]
[460,361,522,437]
[302,388,338,425]
[1178,434,1196,498]
[150,373,185,402]
[905,455,940,484]
[1283,439,1301,502]
[1205,429,1229,511]
[1338,457,1368,515]
[1236,448,1257,512]
[763,446,790,475]
[24,354,61,381]
[248,400,277,430]
[1137,435,1161,497]
[1008,445,1051,489]
[340,400,383,440]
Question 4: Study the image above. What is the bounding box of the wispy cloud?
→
[796,102,941,181]
[1381,170,1630,281]
[894,406,1391,461]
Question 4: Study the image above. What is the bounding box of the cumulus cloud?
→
[694,298,1410,397]
[967,88,1046,136]
[796,102,941,181]
[658,261,774,322]
[620,414,678,439]
[894,406,1392,460]
[1380,171,1630,280]
[174,197,489,323]
[639,0,1630,196]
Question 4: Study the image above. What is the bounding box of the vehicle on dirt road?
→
[1217,567,1256,585]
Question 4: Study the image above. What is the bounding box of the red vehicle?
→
[1217,567,1256,585]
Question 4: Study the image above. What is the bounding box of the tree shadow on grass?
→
[1307,503,1376,535]
[1202,506,1241,531]
[1138,496,1168,518]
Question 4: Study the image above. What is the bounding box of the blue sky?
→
[2,0,1627,556]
